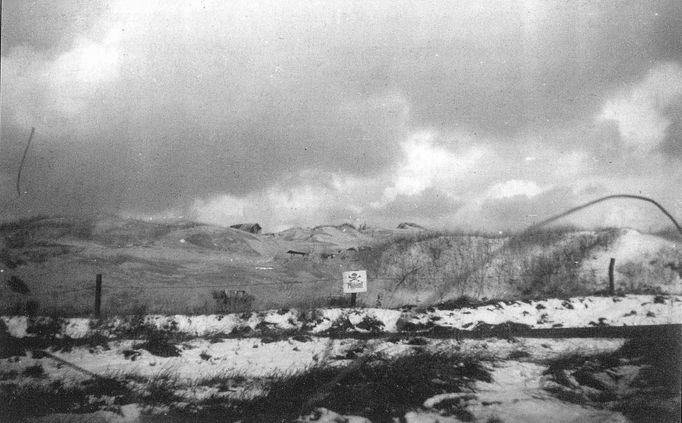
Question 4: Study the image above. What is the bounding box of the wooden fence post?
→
[350,293,357,307]
[95,274,102,317]
[608,258,615,295]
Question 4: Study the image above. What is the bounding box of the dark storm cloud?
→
[353,0,681,136]
[653,0,682,60]
[1,1,411,215]
[1,0,680,226]
[0,0,109,55]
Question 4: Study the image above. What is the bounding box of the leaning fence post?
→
[608,258,615,295]
[95,274,102,317]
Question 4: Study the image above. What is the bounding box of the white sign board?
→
[343,270,367,293]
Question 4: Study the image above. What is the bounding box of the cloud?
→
[374,131,485,207]
[2,30,122,133]
[486,179,543,200]
[377,0,677,135]
[454,185,657,231]
[599,62,682,152]
[190,131,483,230]
[1,3,411,212]
[190,170,378,231]
[476,187,575,230]
[0,0,109,55]
[191,189,326,232]
[372,188,463,227]
[1,1,680,231]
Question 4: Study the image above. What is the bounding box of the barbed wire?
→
[28,269,617,298]
[527,194,682,236]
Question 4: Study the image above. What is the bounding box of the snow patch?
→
[2,316,28,337]
[3,295,680,339]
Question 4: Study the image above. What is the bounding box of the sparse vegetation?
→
[542,335,681,423]
[0,376,129,419]
[25,316,63,339]
[140,369,183,404]
[22,363,44,378]
[5,275,30,295]
[0,292,678,421]
[355,226,626,304]
[0,215,677,314]
[654,226,682,242]
[358,230,503,301]
[134,330,181,357]
[0,347,492,422]
[5,298,40,316]
[512,229,620,298]
[505,225,585,251]
[212,289,256,313]
[232,350,491,422]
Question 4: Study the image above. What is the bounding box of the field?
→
[1,216,680,315]
[1,216,681,422]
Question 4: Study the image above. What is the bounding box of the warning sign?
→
[343,270,367,293]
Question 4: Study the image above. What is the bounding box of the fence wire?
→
[34,268,622,302]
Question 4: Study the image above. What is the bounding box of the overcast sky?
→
[1,0,681,231]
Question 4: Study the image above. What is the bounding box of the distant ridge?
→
[397,222,426,230]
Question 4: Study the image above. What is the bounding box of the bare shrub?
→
[26,316,63,339]
[358,231,505,301]
[24,299,40,316]
[105,290,148,316]
[506,224,582,252]
[617,247,682,292]
[22,364,44,378]
[254,350,491,422]
[212,289,256,313]
[6,275,30,295]
[135,330,181,357]
[513,231,618,298]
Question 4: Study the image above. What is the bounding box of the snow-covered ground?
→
[1,337,627,383]
[2,294,680,422]
[2,336,632,422]
[3,294,680,339]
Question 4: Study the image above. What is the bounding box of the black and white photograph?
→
[1,1,681,421]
